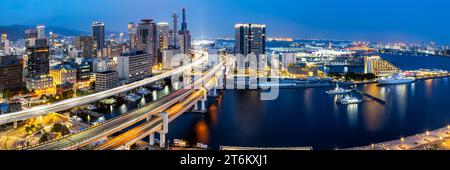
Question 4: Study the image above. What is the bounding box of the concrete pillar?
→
[161,112,168,134]
[159,131,166,149]
[200,100,206,111]
[13,121,17,128]
[149,132,155,146]
[194,101,199,111]
[159,112,168,149]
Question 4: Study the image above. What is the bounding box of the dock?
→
[340,83,386,105]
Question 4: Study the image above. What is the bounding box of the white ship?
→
[325,84,352,95]
[337,95,363,105]
[377,74,415,85]
[124,93,142,102]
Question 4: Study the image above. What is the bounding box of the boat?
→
[151,83,164,90]
[377,74,415,85]
[325,84,352,95]
[136,88,151,95]
[124,93,142,102]
[86,104,97,110]
[337,95,363,105]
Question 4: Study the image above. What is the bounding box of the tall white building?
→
[37,25,46,38]
[117,51,151,83]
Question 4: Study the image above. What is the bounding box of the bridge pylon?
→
[158,112,169,149]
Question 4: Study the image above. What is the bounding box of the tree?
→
[39,132,50,143]
[51,123,70,135]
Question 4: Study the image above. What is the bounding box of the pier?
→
[340,83,386,105]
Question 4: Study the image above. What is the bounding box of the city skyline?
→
[1,0,450,45]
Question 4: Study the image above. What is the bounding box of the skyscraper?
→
[26,38,50,78]
[74,36,95,58]
[235,23,266,57]
[137,19,157,65]
[128,22,138,49]
[25,28,38,48]
[178,8,192,54]
[157,22,170,50]
[37,25,46,38]
[157,22,171,65]
[172,12,178,48]
[92,21,105,50]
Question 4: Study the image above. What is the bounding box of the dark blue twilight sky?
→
[1,0,450,44]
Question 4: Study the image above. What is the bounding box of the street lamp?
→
[426,131,430,136]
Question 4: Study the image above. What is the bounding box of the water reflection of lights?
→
[119,104,127,113]
[347,104,359,127]
[208,104,218,125]
[152,91,158,101]
[395,85,407,117]
[164,86,170,94]
[195,121,209,144]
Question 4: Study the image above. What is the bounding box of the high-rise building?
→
[74,36,95,58]
[157,22,170,50]
[235,23,266,56]
[117,51,151,83]
[92,21,105,50]
[364,56,399,76]
[25,29,38,48]
[172,12,178,48]
[137,19,157,65]
[37,25,46,38]
[128,22,138,49]
[0,55,23,91]
[26,38,50,78]
[178,8,192,54]
[95,70,119,92]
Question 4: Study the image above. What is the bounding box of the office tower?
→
[117,51,151,83]
[25,29,38,48]
[137,19,157,65]
[37,25,46,38]
[95,70,119,92]
[26,38,50,78]
[75,58,94,82]
[128,22,138,49]
[172,12,178,48]
[178,8,192,54]
[0,55,23,91]
[92,21,105,50]
[25,36,54,93]
[74,36,95,58]
[235,23,266,56]
[364,56,399,76]
[157,22,170,50]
